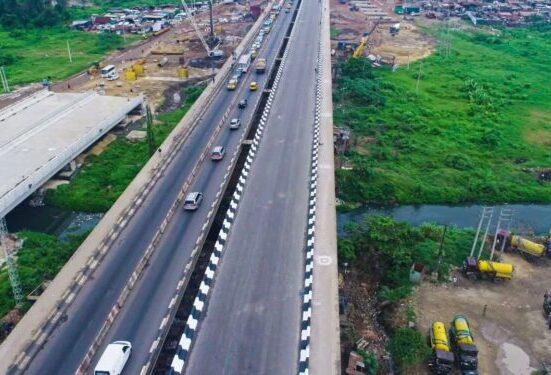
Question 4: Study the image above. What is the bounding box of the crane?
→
[352,37,367,58]
[180,0,223,58]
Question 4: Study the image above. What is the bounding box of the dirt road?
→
[416,254,551,374]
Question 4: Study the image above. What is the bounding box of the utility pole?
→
[0,67,10,93]
[1,218,23,306]
[415,61,423,94]
[67,40,73,63]
[435,225,448,278]
[146,105,156,156]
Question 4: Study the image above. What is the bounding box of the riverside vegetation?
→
[46,85,204,212]
[335,24,551,206]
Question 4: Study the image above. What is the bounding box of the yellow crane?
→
[352,37,367,58]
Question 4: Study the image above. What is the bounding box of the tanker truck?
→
[497,230,550,258]
[428,321,455,374]
[463,256,513,282]
[449,315,478,374]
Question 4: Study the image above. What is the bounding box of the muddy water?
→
[6,199,102,241]
[498,343,537,375]
[338,204,551,234]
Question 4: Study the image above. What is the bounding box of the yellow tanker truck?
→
[428,322,455,374]
[497,230,550,258]
[463,256,513,281]
[449,315,478,374]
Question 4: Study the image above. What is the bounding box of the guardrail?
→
[73,4,278,374]
[7,14,266,374]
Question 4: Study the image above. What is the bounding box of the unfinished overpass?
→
[0,90,143,220]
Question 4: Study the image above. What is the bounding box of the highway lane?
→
[184,0,321,373]
[92,12,295,373]
[22,10,291,375]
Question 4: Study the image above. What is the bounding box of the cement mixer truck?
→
[428,321,455,374]
[463,256,513,282]
[449,315,478,374]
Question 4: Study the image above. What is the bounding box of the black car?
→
[238,99,248,109]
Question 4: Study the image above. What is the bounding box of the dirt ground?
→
[52,1,267,110]
[415,253,551,375]
[330,0,434,64]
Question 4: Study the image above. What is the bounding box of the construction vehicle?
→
[497,230,550,258]
[255,58,266,74]
[179,0,223,58]
[352,37,367,58]
[428,322,455,374]
[449,315,478,374]
[390,23,401,35]
[463,256,513,281]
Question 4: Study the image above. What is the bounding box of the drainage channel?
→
[151,3,301,373]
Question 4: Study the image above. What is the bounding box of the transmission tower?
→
[1,217,23,306]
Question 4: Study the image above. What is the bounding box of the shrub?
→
[388,328,431,371]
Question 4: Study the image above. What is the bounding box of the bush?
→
[388,328,431,371]
[358,349,379,375]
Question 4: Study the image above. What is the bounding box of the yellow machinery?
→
[464,256,514,281]
[431,322,451,352]
[449,315,478,372]
[124,69,136,81]
[428,322,454,373]
[177,66,189,79]
[477,260,513,279]
[450,316,474,345]
[352,37,367,58]
[511,235,546,257]
[132,63,144,76]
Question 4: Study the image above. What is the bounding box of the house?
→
[71,19,93,30]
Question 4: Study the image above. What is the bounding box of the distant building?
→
[71,20,93,30]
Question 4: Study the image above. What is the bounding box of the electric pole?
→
[1,218,23,306]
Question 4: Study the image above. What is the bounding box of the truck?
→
[463,256,514,282]
[495,230,550,258]
[236,53,252,75]
[255,58,266,74]
[449,315,479,374]
[428,321,455,374]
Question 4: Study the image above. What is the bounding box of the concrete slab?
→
[0,90,143,218]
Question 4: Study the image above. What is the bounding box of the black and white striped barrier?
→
[168,24,295,375]
[297,38,323,375]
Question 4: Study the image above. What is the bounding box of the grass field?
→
[335,24,551,206]
[45,85,203,212]
[0,231,88,320]
[0,27,126,86]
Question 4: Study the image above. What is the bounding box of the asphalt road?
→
[23,10,293,375]
[184,1,321,373]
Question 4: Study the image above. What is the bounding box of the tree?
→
[146,105,157,156]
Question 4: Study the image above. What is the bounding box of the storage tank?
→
[451,315,474,345]
[125,69,136,81]
[177,67,189,79]
[511,235,545,257]
[478,260,513,279]
[431,322,451,352]
[132,63,144,76]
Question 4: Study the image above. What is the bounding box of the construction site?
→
[340,206,551,374]
[330,0,434,65]
[55,0,267,110]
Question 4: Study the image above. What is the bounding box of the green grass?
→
[0,27,127,86]
[335,25,551,205]
[340,215,474,300]
[45,85,204,212]
[0,231,88,319]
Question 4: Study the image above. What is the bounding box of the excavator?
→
[352,37,367,58]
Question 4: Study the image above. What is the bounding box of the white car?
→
[229,118,241,129]
[107,72,119,81]
[94,341,131,375]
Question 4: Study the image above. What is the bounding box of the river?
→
[337,204,551,235]
[6,199,102,241]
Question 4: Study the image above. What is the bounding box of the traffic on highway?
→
[20,3,297,374]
